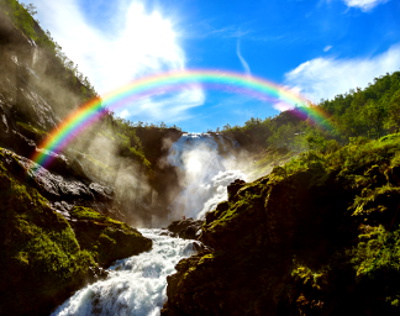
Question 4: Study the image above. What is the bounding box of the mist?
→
[166,133,251,221]
[0,16,258,228]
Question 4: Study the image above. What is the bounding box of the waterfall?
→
[51,229,197,316]
[167,133,247,220]
[51,133,248,315]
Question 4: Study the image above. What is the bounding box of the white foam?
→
[51,229,196,316]
[167,133,247,219]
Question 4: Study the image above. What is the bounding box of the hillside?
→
[1,0,400,315]
[0,1,177,314]
[162,134,400,315]
[221,71,400,155]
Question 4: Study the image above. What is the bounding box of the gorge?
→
[50,132,251,316]
[50,229,198,316]
[1,1,400,315]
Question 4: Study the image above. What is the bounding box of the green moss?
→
[350,185,400,217]
[71,205,107,221]
[391,151,400,168]
[70,206,151,267]
[0,155,96,315]
[351,225,400,277]
[198,253,215,265]
[16,121,47,138]
[71,205,130,227]
[184,133,400,315]
[291,265,325,291]
[380,133,400,143]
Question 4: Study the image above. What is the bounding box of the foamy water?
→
[52,133,248,315]
[167,133,247,219]
[51,229,197,316]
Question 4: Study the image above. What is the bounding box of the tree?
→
[386,90,400,133]
[22,3,37,16]
[360,100,387,139]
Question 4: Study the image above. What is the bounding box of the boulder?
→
[227,179,246,201]
[167,218,204,240]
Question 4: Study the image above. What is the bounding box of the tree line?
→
[221,71,400,154]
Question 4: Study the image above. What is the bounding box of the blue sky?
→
[21,0,400,132]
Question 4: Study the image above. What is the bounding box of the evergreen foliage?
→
[164,133,400,315]
[221,71,400,160]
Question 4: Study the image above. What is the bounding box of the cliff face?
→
[0,5,156,315]
[162,135,400,316]
[0,148,153,315]
[0,3,184,222]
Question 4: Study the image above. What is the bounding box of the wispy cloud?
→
[284,44,400,103]
[341,0,390,11]
[183,18,252,40]
[117,86,205,123]
[236,38,252,77]
[23,0,205,123]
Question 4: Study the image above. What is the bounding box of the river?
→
[51,133,248,315]
[51,229,197,316]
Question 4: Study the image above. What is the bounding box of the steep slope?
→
[0,2,156,314]
[0,148,152,315]
[162,134,400,315]
[0,0,184,226]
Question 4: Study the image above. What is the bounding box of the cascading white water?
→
[51,229,197,316]
[167,133,248,220]
[51,133,248,316]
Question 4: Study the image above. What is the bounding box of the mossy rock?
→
[0,150,152,315]
[16,121,47,142]
[163,134,400,316]
[70,206,152,267]
[0,159,95,315]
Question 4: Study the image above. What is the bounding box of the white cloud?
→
[323,45,333,52]
[120,85,205,122]
[119,109,130,119]
[341,0,390,12]
[284,44,400,103]
[22,0,204,123]
[236,38,252,77]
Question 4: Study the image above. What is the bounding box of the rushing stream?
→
[52,133,248,315]
[51,229,197,316]
[167,133,248,219]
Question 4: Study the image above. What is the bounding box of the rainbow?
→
[31,69,333,169]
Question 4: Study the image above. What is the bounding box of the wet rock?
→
[162,169,355,315]
[71,215,153,268]
[205,200,230,224]
[387,165,400,186]
[88,266,109,283]
[227,179,246,201]
[167,218,204,240]
[0,148,115,216]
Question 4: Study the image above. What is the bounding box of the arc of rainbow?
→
[31,69,333,169]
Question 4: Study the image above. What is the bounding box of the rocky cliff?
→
[162,135,400,315]
[0,147,152,315]
[0,3,156,315]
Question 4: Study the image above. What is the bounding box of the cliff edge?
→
[162,135,400,316]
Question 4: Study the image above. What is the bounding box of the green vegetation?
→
[0,149,95,315]
[16,121,47,141]
[3,1,400,315]
[70,206,152,267]
[0,148,152,315]
[71,205,121,223]
[220,72,400,175]
[164,133,400,315]
[0,0,97,100]
[1,0,39,43]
